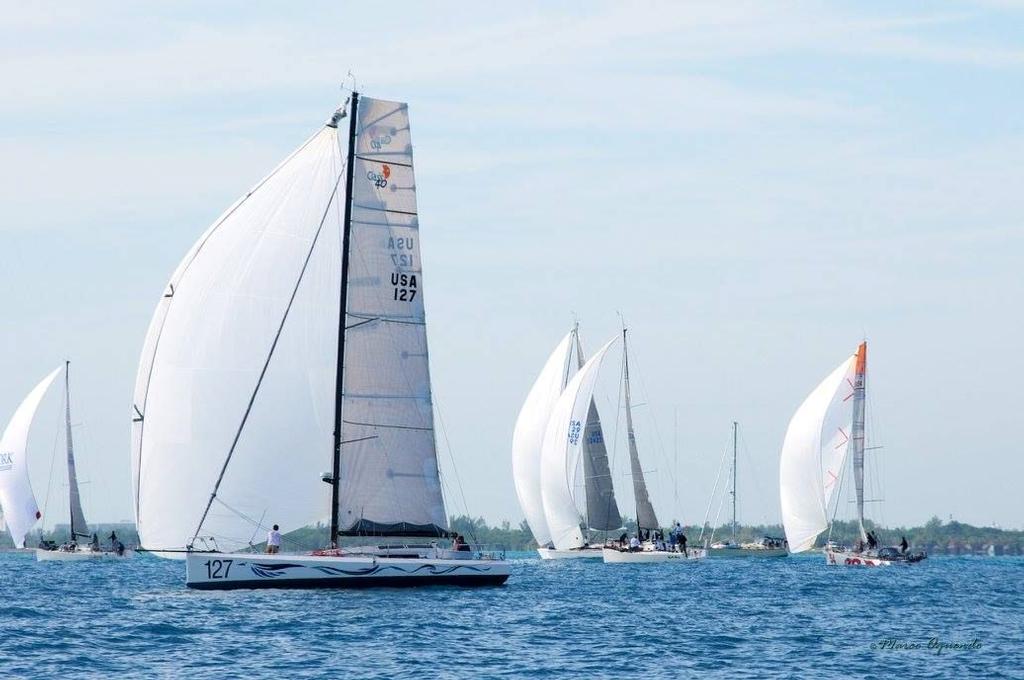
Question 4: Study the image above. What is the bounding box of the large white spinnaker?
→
[540,338,617,550]
[512,331,574,548]
[0,367,62,548]
[779,352,858,553]
[131,127,345,554]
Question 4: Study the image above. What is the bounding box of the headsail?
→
[622,330,658,531]
[540,338,617,550]
[63,362,89,538]
[335,96,447,537]
[779,351,858,552]
[132,125,345,554]
[0,367,61,548]
[512,331,573,547]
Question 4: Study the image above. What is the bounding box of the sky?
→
[1,1,1022,532]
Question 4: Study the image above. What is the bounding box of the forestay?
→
[335,97,447,537]
[779,352,858,553]
[131,127,345,553]
[512,331,574,547]
[0,367,61,548]
[540,338,617,550]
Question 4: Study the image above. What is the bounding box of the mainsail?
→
[540,338,617,550]
[575,333,622,531]
[64,362,89,538]
[0,367,61,548]
[512,331,573,547]
[779,350,859,552]
[335,96,446,537]
[850,342,868,543]
[622,330,658,531]
[132,94,448,553]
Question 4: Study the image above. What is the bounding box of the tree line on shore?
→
[4,516,1020,555]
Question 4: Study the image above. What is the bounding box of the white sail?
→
[63,364,89,538]
[335,96,447,536]
[512,331,573,547]
[540,338,617,550]
[0,367,62,548]
[132,126,345,553]
[779,352,858,552]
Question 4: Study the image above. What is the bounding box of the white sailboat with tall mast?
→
[0,362,131,560]
[601,328,704,563]
[702,422,787,558]
[513,324,622,559]
[131,92,509,588]
[780,342,925,566]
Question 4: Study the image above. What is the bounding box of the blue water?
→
[1,551,1021,679]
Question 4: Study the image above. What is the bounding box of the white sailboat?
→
[0,363,131,560]
[601,329,705,563]
[779,342,925,566]
[513,325,622,559]
[702,422,787,558]
[131,92,508,588]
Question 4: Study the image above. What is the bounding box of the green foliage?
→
[4,516,1020,554]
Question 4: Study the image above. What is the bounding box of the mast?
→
[731,420,737,543]
[64,361,88,539]
[330,91,359,548]
[851,342,868,543]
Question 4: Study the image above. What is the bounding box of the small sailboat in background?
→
[602,328,705,564]
[131,92,508,588]
[780,342,925,566]
[513,324,622,559]
[701,422,787,558]
[0,362,131,560]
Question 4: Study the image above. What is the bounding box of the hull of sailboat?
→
[602,547,706,563]
[825,548,926,567]
[36,548,135,561]
[537,546,605,560]
[706,547,788,559]
[184,552,510,590]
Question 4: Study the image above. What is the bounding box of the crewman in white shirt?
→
[267,524,282,554]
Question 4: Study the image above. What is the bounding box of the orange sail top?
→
[855,341,867,377]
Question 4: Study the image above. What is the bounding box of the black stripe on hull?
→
[187,573,509,590]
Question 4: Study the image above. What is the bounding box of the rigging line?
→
[433,394,477,544]
[132,126,328,522]
[189,164,346,548]
[698,436,730,543]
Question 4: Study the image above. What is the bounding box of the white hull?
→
[36,548,134,561]
[537,546,605,560]
[824,548,925,566]
[602,547,706,563]
[706,547,788,559]
[185,551,510,590]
